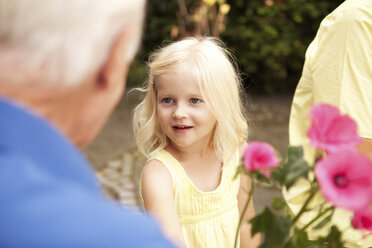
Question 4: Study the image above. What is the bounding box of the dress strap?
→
[222,150,241,193]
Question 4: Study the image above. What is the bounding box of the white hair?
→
[0,0,145,87]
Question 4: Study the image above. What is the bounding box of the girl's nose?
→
[172,104,187,119]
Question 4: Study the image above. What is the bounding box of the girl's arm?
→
[238,173,261,248]
[141,160,185,247]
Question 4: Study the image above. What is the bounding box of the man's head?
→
[0,0,145,147]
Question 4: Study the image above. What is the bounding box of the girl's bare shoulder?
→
[141,159,173,194]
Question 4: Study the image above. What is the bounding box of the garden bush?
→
[128,0,341,94]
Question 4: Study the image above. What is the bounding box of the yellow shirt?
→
[283,0,372,247]
[145,150,240,248]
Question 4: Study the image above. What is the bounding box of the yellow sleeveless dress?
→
[145,149,240,248]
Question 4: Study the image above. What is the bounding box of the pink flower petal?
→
[310,104,341,129]
[243,142,279,177]
[307,104,361,153]
[315,149,372,211]
[352,208,372,232]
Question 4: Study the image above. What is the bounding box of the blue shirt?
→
[0,98,175,248]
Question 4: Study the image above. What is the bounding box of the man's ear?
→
[97,28,137,89]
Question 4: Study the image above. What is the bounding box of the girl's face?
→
[155,70,216,151]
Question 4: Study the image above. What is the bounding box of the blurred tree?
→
[128,0,341,94]
[129,0,231,87]
[174,0,231,37]
[221,0,341,93]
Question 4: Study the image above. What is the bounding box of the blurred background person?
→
[284,0,372,247]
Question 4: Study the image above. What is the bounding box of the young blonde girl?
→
[133,37,260,248]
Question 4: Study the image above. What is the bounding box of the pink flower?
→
[307,104,361,154]
[351,208,372,232]
[315,149,372,211]
[243,142,280,177]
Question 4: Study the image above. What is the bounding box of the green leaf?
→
[314,225,346,248]
[251,170,271,184]
[272,197,286,211]
[270,166,285,185]
[287,146,304,162]
[283,228,313,248]
[270,146,311,190]
[284,158,310,189]
[326,226,345,247]
[250,208,291,248]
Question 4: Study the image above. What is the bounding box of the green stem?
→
[291,187,317,226]
[234,177,255,248]
[301,206,333,231]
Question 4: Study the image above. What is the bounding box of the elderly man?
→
[0,0,175,247]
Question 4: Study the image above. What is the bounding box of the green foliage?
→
[271,146,310,190]
[272,197,286,211]
[281,226,346,248]
[283,228,312,248]
[127,58,147,87]
[143,0,178,53]
[221,0,341,94]
[131,0,342,93]
[315,226,345,248]
[250,207,291,248]
[125,0,178,86]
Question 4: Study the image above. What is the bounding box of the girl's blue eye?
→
[162,97,173,103]
[190,98,201,104]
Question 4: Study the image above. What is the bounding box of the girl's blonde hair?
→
[133,37,249,163]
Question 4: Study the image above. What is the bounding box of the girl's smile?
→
[173,124,193,133]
